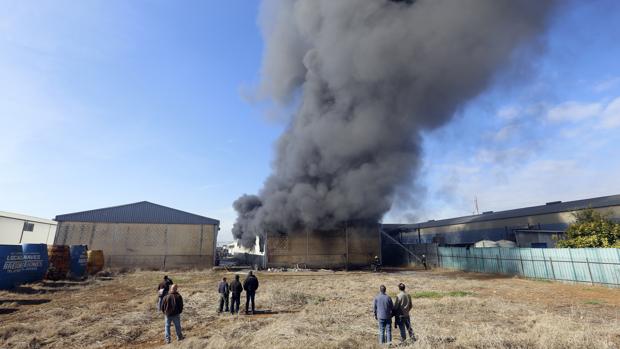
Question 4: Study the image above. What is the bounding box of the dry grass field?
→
[1,269,619,349]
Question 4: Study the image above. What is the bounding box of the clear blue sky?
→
[1,1,619,242]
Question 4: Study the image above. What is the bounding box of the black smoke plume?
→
[233,0,557,247]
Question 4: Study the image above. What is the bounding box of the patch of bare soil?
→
[1,269,619,348]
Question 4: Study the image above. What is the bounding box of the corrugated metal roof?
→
[384,194,620,231]
[55,201,219,225]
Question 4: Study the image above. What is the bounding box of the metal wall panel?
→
[54,221,217,269]
[266,226,380,269]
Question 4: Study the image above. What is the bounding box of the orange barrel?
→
[46,245,70,280]
[87,250,105,274]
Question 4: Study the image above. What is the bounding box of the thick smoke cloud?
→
[233,0,557,247]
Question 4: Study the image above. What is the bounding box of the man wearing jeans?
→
[393,283,416,342]
[373,285,393,344]
[161,284,184,344]
[217,277,230,313]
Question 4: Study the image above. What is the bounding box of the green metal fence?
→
[438,247,620,287]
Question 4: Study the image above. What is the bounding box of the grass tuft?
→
[446,290,474,297]
[584,299,605,305]
[412,291,443,299]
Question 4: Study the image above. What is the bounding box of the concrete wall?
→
[54,221,217,269]
[266,226,380,269]
[0,213,57,245]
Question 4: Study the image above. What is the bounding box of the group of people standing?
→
[217,271,260,314]
[155,272,260,344]
[373,283,417,345]
[155,273,416,345]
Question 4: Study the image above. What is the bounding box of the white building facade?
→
[0,211,57,245]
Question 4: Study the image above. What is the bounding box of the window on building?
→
[23,222,34,232]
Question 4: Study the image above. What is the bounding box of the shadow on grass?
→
[237,309,301,318]
[0,299,51,306]
[6,286,65,295]
[0,308,18,315]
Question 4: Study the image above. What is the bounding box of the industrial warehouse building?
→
[383,194,620,249]
[266,224,381,269]
[0,211,57,245]
[54,201,219,269]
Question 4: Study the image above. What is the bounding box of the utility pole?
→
[473,196,480,215]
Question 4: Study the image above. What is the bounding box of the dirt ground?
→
[1,268,619,349]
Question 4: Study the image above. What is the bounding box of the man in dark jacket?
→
[243,271,259,314]
[217,277,230,313]
[229,274,243,314]
[157,275,174,311]
[161,284,184,344]
[393,283,416,342]
[373,285,393,344]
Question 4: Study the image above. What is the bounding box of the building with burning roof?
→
[54,201,219,269]
[266,224,381,269]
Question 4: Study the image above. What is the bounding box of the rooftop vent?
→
[482,211,494,214]
[427,219,435,222]
[546,201,562,205]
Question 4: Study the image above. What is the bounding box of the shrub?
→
[556,209,620,248]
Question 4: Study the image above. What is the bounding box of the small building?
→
[54,201,219,269]
[383,194,620,249]
[0,211,57,245]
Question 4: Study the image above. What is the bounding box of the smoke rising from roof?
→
[233,0,557,247]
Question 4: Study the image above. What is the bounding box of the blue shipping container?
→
[21,243,49,283]
[0,245,24,290]
[69,245,88,279]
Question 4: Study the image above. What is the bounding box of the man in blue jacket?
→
[373,284,393,344]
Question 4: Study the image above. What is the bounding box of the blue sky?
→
[1,1,619,242]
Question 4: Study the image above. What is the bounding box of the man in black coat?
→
[157,275,174,311]
[229,274,243,314]
[243,271,259,314]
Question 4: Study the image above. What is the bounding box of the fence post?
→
[496,254,501,274]
[568,249,578,282]
[451,248,455,269]
[542,249,550,279]
[616,249,620,286]
[530,249,537,279]
[549,257,556,280]
[519,251,525,276]
[585,257,594,285]
[498,248,503,274]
